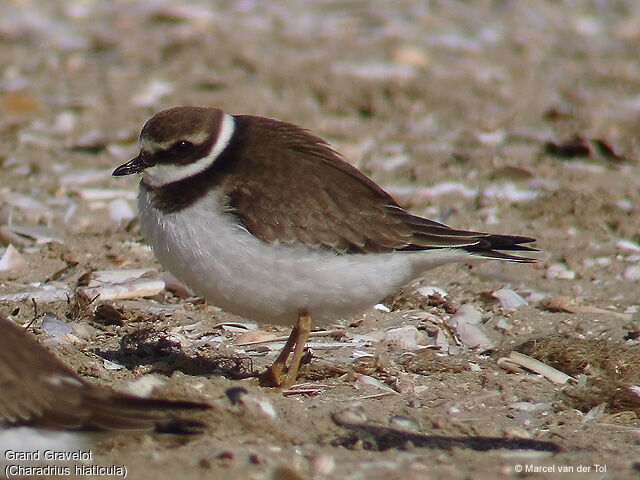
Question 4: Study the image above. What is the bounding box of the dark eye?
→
[171,141,193,155]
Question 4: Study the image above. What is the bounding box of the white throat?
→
[142,113,235,187]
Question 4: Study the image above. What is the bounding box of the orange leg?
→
[282,314,311,387]
[259,313,312,387]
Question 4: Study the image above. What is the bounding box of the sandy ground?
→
[1,0,640,478]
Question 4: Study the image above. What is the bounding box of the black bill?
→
[112,152,154,176]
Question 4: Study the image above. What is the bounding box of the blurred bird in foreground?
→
[0,315,210,433]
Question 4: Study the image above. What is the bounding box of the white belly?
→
[138,187,470,326]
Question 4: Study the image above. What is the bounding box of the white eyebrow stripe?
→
[185,130,211,145]
[140,130,211,152]
[141,138,171,151]
[141,114,235,187]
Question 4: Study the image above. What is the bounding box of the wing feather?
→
[221,115,535,260]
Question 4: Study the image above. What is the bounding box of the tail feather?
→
[466,247,537,263]
[395,212,537,263]
[465,234,538,262]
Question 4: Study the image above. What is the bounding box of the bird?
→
[113,106,536,387]
[0,315,210,432]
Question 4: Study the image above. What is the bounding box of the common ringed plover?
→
[113,107,536,387]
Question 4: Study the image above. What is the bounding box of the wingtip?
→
[472,249,538,263]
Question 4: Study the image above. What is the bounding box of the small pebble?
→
[384,325,427,350]
[126,375,166,397]
[374,303,390,313]
[417,285,448,298]
[107,198,135,226]
[41,313,71,337]
[103,359,124,370]
[492,287,528,310]
[307,453,335,477]
[623,265,640,281]
[616,239,640,252]
[448,305,493,349]
[545,263,576,280]
[389,415,420,431]
[0,244,26,272]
